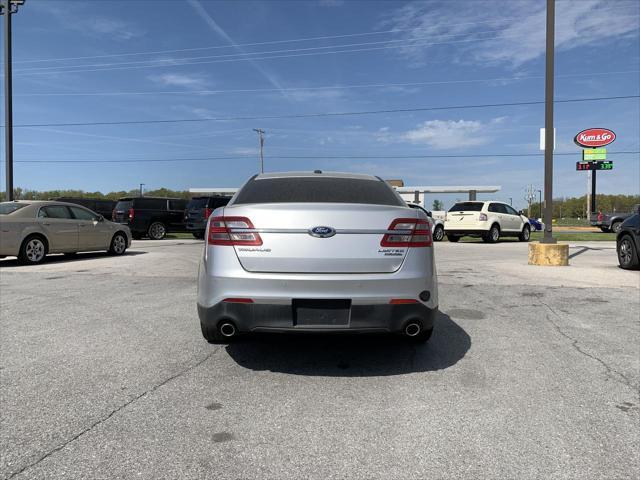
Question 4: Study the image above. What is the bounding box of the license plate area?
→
[293,299,351,327]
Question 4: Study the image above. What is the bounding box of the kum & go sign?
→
[573,128,616,148]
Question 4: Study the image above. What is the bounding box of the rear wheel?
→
[108,232,128,255]
[18,235,48,265]
[433,225,445,242]
[148,222,166,240]
[485,224,500,243]
[618,235,639,270]
[447,235,461,242]
[519,225,531,242]
[611,221,622,234]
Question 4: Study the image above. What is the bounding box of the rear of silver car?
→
[197,172,438,342]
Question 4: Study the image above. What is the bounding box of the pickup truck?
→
[591,204,640,233]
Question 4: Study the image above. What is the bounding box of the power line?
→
[6,151,639,164]
[12,70,639,97]
[3,95,638,129]
[13,32,528,76]
[13,17,522,65]
[14,28,509,73]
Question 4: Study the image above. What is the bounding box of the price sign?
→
[576,161,613,171]
[583,148,607,161]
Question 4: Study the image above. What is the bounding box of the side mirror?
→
[518,210,524,216]
[96,215,104,222]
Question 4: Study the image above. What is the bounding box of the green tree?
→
[432,199,443,211]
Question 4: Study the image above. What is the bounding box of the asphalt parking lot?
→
[1,240,638,479]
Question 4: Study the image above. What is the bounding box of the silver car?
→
[197,171,438,343]
[0,201,131,265]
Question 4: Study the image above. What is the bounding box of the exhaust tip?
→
[219,322,237,337]
[404,322,422,337]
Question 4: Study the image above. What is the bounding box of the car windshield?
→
[449,202,483,212]
[233,177,404,206]
[0,202,28,215]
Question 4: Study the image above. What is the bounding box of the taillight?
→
[597,212,603,221]
[128,208,135,220]
[389,299,419,304]
[111,209,116,221]
[479,213,488,221]
[204,207,212,219]
[381,218,432,247]
[208,216,263,246]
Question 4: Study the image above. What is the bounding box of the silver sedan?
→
[0,201,131,265]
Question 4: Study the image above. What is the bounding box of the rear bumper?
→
[198,301,436,334]
[445,228,488,236]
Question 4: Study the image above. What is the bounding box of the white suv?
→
[444,201,530,243]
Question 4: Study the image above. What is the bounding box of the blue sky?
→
[1,0,639,209]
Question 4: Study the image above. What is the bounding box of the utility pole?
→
[253,128,265,174]
[537,189,542,218]
[525,185,535,217]
[1,0,24,201]
[139,183,144,197]
[542,0,556,244]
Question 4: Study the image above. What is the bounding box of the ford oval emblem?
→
[309,226,336,238]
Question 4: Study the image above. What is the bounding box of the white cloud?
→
[384,0,639,67]
[149,73,210,89]
[379,117,506,149]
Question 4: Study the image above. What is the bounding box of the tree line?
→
[529,194,639,218]
[0,187,194,202]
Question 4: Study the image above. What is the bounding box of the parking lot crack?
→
[6,349,220,480]
[541,301,639,398]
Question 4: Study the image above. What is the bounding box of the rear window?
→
[187,198,208,209]
[115,200,133,211]
[449,202,484,212]
[134,198,166,209]
[0,202,28,215]
[233,177,404,206]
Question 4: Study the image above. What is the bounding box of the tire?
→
[486,224,500,243]
[600,227,611,233]
[610,221,622,234]
[201,322,233,344]
[617,235,639,270]
[192,231,205,240]
[447,234,461,242]
[148,222,166,240]
[108,232,128,255]
[433,225,445,242]
[519,225,531,242]
[18,235,48,265]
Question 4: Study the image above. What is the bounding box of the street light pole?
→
[253,128,265,174]
[139,183,145,197]
[542,0,556,244]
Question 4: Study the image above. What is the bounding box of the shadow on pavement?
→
[225,311,470,377]
[0,250,147,267]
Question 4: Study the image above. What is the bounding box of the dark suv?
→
[112,197,188,240]
[185,196,231,239]
[54,197,116,220]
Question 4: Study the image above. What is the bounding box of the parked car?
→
[592,205,640,233]
[444,201,530,243]
[528,217,543,231]
[112,197,188,239]
[197,171,438,343]
[54,197,116,220]
[185,196,231,239]
[616,213,640,270]
[0,201,131,265]
[407,203,445,241]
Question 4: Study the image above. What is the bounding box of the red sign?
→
[574,128,616,148]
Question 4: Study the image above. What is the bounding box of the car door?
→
[69,206,109,251]
[167,199,188,231]
[37,205,78,252]
[503,204,524,231]
[487,203,506,229]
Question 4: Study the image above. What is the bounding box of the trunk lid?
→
[224,203,416,273]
